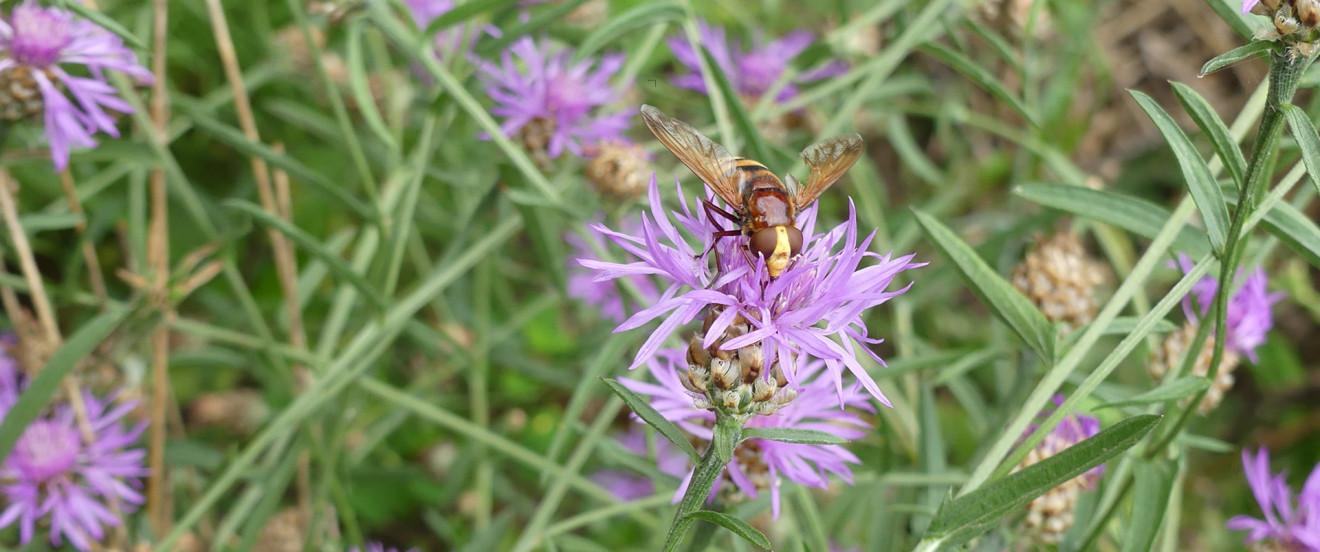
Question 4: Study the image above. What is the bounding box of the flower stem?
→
[663,411,742,552]
[1151,48,1313,453]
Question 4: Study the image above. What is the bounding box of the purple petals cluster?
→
[0,0,154,170]
[348,543,421,552]
[622,349,872,517]
[0,340,149,551]
[475,36,629,158]
[567,216,660,324]
[667,20,844,103]
[1175,253,1283,362]
[1227,448,1320,551]
[580,176,922,405]
[1022,395,1103,484]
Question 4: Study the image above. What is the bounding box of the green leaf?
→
[682,511,771,550]
[1094,377,1211,410]
[701,47,778,167]
[741,427,848,445]
[1200,41,1273,76]
[1014,183,1212,258]
[913,210,1055,360]
[1172,82,1247,189]
[1282,104,1320,197]
[1122,460,1177,552]
[347,20,400,154]
[600,378,700,461]
[0,308,131,463]
[222,200,387,310]
[922,414,1159,547]
[575,2,682,59]
[921,42,1038,128]
[1131,90,1231,251]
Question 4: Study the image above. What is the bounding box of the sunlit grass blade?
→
[914,210,1055,361]
[600,378,700,461]
[1131,90,1230,251]
[1014,183,1212,258]
[575,2,683,60]
[1094,377,1211,411]
[681,511,771,550]
[919,414,1160,549]
[1172,82,1247,189]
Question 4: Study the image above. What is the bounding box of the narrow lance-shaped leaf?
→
[1131,90,1231,251]
[921,42,1039,127]
[741,427,848,445]
[0,308,131,462]
[1014,183,1212,258]
[1094,377,1211,410]
[1172,82,1247,189]
[1200,41,1274,76]
[1281,104,1320,198]
[913,210,1055,360]
[682,511,772,550]
[920,414,1160,547]
[600,378,700,461]
[1224,188,1320,269]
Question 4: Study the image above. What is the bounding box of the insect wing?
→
[640,105,745,208]
[794,133,864,208]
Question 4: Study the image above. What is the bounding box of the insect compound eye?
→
[785,227,804,257]
[749,228,780,262]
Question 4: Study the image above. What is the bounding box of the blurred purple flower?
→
[622,349,871,518]
[475,36,630,158]
[1021,395,1103,484]
[1243,0,1263,14]
[667,20,845,104]
[590,424,689,500]
[401,0,499,60]
[0,356,148,552]
[1227,448,1320,551]
[1175,253,1284,362]
[580,175,922,406]
[567,216,660,323]
[0,0,154,171]
[347,543,420,552]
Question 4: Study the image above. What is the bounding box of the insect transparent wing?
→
[640,105,744,207]
[795,133,864,208]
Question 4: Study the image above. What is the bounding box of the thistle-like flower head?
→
[1227,448,1320,551]
[0,0,154,170]
[581,175,922,406]
[667,19,845,104]
[1176,253,1284,362]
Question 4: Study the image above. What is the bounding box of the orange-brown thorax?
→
[732,159,803,277]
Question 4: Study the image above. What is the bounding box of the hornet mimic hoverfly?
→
[640,104,864,278]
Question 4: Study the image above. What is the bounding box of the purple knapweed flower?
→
[1244,0,1263,14]
[1175,253,1284,362]
[622,349,871,518]
[567,216,660,323]
[667,20,845,104]
[0,356,149,551]
[590,424,689,500]
[401,0,499,61]
[475,36,630,159]
[348,543,421,552]
[1227,448,1320,551]
[0,1,154,171]
[580,175,922,406]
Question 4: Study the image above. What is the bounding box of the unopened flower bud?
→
[738,345,764,383]
[710,357,738,391]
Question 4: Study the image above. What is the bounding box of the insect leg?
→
[702,199,742,226]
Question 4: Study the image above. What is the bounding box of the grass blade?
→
[1122,460,1177,552]
[921,42,1038,128]
[1094,377,1211,411]
[1014,183,1212,258]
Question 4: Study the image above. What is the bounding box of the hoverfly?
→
[640,105,864,278]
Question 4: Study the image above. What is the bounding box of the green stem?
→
[1151,48,1313,452]
[663,412,742,552]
